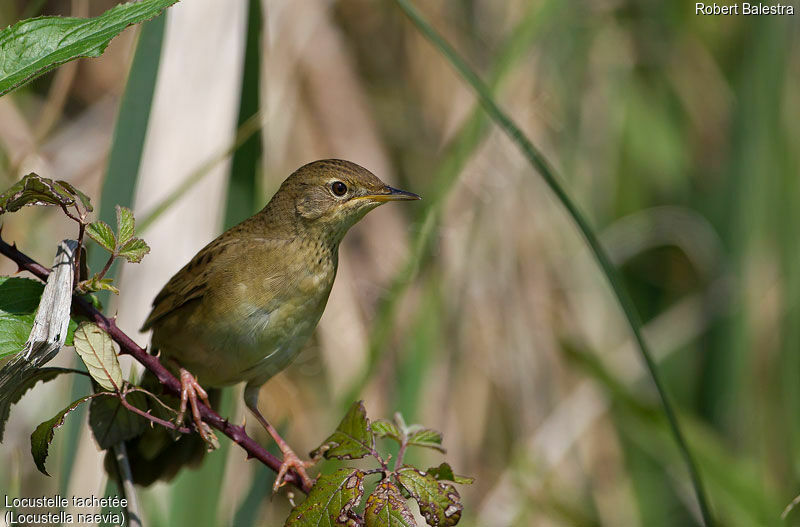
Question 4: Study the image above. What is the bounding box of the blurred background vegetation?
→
[0,0,798,525]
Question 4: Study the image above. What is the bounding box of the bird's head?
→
[276,159,420,240]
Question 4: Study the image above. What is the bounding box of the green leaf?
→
[426,463,474,485]
[117,238,150,263]
[311,400,374,460]
[285,468,364,527]
[365,480,415,527]
[0,173,76,214]
[79,276,120,295]
[224,0,262,229]
[0,277,44,359]
[0,0,178,97]
[89,392,148,449]
[0,367,84,443]
[372,419,403,444]
[56,180,93,212]
[72,322,122,391]
[30,395,94,475]
[407,428,445,453]
[115,205,135,245]
[86,221,116,253]
[0,277,76,359]
[395,466,462,526]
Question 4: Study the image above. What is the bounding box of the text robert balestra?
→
[696,3,795,15]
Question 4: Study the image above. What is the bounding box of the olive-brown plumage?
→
[134,159,418,488]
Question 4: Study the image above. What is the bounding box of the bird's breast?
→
[204,252,336,384]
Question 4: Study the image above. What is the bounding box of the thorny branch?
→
[0,235,312,494]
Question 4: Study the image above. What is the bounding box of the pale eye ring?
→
[331,181,347,196]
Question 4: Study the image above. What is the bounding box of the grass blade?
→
[224,0,263,229]
[65,10,166,501]
[87,14,166,307]
[392,0,715,524]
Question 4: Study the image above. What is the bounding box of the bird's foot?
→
[177,368,219,450]
[274,444,316,492]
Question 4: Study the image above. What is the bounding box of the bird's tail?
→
[104,369,220,486]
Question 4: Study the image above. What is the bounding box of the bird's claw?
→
[274,446,316,492]
[177,368,218,450]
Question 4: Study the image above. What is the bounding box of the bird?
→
[126,159,419,490]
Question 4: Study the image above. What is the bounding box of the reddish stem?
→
[95,253,115,282]
[75,222,85,285]
[117,392,192,434]
[0,236,311,494]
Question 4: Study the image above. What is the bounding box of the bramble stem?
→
[116,392,192,434]
[75,222,85,285]
[96,253,115,281]
[394,440,408,472]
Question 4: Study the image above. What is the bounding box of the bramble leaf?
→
[30,395,94,475]
[311,400,374,460]
[0,367,84,443]
[426,463,474,485]
[285,468,364,527]
[56,180,93,212]
[0,277,44,359]
[89,392,148,449]
[407,428,445,453]
[115,205,135,246]
[73,323,122,391]
[395,466,463,526]
[0,277,76,359]
[365,479,415,527]
[79,276,120,295]
[86,221,116,253]
[0,173,76,213]
[0,0,179,97]
[372,419,403,444]
[117,237,150,263]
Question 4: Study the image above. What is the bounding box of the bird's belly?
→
[171,288,326,387]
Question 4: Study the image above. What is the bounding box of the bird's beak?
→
[362,186,421,202]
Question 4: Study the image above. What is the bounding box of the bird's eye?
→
[331,181,348,196]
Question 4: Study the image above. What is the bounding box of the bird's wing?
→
[140,235,242,331]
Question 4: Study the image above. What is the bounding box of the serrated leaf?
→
[285,468,364,527]
[117,237,150,263]
[89,392,148,449]
[0,173,76,214]
[0,0,179,97]
[395,466,463,526]
[311,400,374,460]
[0,277,76,359]
[30,395,94,475]
[426,463,474,485]
[73,322,122,391]
[408,428,445,453]
[115,205,135,245]
[372,419,403,444]
[86,221,116,253]
[0,367,83,443]
[365,480,415,527]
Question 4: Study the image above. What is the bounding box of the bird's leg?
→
[244,384,316,491]
[176,367,218,449]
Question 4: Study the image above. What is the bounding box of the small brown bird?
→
[134,159,419,489]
